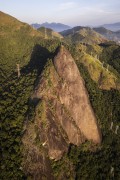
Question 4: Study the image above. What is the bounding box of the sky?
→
[0,0,120,26]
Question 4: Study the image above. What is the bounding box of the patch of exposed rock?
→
[54,46,101,143]
[22,46,101,179]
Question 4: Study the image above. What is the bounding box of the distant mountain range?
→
[31,22,71,32]
[101,22,120,31]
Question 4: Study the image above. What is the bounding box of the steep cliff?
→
[22,46,101,179]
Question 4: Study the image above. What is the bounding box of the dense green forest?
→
[0,11,120,180]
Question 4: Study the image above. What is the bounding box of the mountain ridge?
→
[31,22,71,32]
[60,26,107,44]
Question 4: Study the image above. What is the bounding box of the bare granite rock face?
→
[22,45,101,179]
[54,46,101,144]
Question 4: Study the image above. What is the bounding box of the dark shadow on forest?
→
[2,44,54,86]
[21,44,52,75]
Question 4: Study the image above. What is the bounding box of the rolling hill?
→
[60,26,107,45]
[38,26,63,39]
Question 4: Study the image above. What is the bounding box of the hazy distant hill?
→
[102,22,120,31]
[38,26,63,39]
[31,22,71,32]
[60,26,107,44]
[93,27,113,35]
[93,27,120,43]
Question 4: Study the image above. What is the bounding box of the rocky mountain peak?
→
[22,46,101,179]
[54,46,101,143]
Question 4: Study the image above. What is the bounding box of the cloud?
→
[58,2,77,11]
